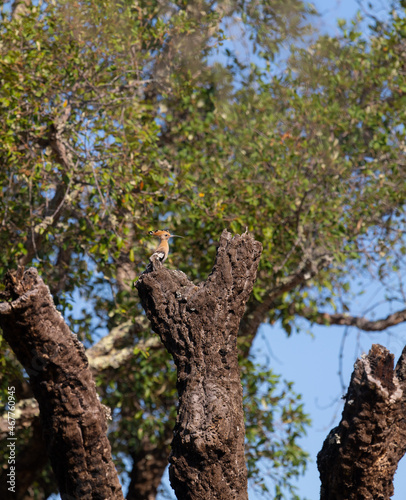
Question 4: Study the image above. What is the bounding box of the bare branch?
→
[295,305,406,331]
[19,100,79,266]
[87,318,160,372]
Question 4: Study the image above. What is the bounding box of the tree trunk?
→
[0,267,123,500]
[136,230,262,500]
[318,343,406,500]
[127,442,171,500]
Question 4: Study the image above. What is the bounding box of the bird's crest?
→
[148,229,183,239]
[149,229,171,238]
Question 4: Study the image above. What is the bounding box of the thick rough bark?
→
[318,343,406,500]
[0,267,123,500]
[136,230,262,500]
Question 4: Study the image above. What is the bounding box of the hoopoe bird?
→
[148,229,183,263]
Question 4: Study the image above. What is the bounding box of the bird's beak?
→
[170,235,184,238]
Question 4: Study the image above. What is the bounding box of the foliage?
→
[1,0,406,497]
[242,359,309,498]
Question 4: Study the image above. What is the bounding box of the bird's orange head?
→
[148,229,183,240]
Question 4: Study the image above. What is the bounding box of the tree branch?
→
[87,318,160,372]
[318,344,406,499]
[19,101,77,267]
[239,249,332,342]
[295,305,406,331]
[0,267,123,499]
[127,434,172,500]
